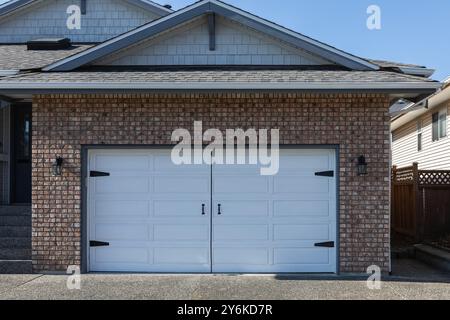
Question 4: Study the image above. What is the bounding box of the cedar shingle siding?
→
[31,93,391,273]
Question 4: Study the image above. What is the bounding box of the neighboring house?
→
[0,0,441,275]
[392,79,450,169]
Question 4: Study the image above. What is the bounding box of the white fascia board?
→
[0,81,441,91]
[398,67,435,78]
[0,70,19,76]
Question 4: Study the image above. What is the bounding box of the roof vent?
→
[163,4,172,9]
[27,38,71,50]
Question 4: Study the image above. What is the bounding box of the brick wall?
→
[32,93,391,273]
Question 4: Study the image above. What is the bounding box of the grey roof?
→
[0,44,94,70]
[0,69,439,88]
[369,60,426,69]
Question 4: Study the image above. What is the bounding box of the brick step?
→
[0,260,33,274]
[0,226,31,238]
[0,215,31,226]
[0,248,31,260]
[0,237,31,249]
[0,206,31,216]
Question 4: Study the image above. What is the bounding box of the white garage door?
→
[88,148,337,273]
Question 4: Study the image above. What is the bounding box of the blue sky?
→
[1,0,449,80]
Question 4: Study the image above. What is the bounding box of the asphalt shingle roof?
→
[368,59,427,69]
[0,45,94,70]
[0,70,437,84]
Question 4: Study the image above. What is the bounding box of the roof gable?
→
[94,15,331,66]
[44,0,380,71]
[0,0,172,43]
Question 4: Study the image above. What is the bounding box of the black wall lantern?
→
[357,155,368,176]
[52,157,64,176]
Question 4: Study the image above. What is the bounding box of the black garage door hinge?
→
[90,241,110,247]
[314,241,335,248]
[315,171,334,177]
[90,171,110,177]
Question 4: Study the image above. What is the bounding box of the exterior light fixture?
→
[52,157,64,176]
[357,155,368,176]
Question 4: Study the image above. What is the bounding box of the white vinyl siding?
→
[95,16,331,66]
[392,103,450,170]
[0,0,161,43]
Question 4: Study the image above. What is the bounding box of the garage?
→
[87,148,337,273]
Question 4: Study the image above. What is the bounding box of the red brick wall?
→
[32,93,391,273]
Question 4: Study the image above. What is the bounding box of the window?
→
[417,120,422,152]
[432,109,448,142]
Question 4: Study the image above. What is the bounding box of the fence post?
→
[391,166,397,230]
[412,162,421,242]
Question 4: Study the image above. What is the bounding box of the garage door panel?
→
[95,200,150,217]
[94,154,150,171]
[154,155,208,173]
[95,177,150,194]
[274,224,329,240]
[94,248,150,264]
[274,176,329,194]
[154,176,209,193]
[278,154,330,171]
[214,176,269,193]
[212,149,336,273]
[154,248,209,265]
[273,200,330,217]
[154,225,209,241]
[89,149,210,273]
[274,248,330,265]
[214,225,269,241]
[95,224,150,241]
[212,200,269,217]
[154,200,208,217]
[213,248,268,265]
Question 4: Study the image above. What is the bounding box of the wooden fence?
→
[392,163,450,242]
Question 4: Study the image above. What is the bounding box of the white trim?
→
[43,0,380,72]
[0,70,19,76]
[398,67,435,78]
[0,81,441,91]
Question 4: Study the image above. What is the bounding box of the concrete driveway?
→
[0,274,449,300]
[0,260,449,300]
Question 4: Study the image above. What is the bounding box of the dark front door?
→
[11,104,32,204]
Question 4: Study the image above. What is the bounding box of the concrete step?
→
[0,248,31,260]
[0,215,31,226]
[0,237,31,249]
[0,226,31,238]
[0,206,31,216]
[0,260,33,274]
